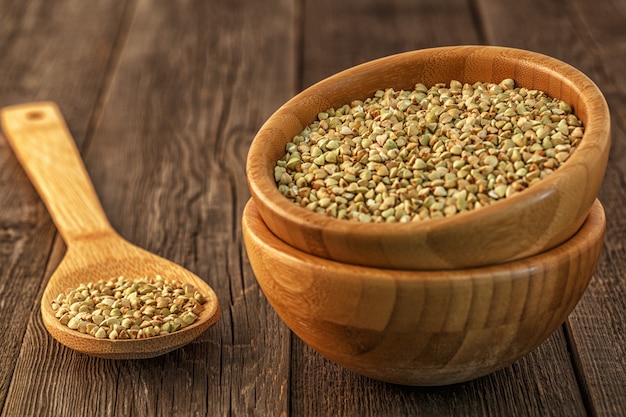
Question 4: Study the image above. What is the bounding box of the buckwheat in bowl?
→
[246,46,610,270]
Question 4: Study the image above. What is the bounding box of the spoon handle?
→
[1,102,113,242]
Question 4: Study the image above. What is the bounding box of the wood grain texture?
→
[0,0,127,411]
[0,0,128,144]
[291,0,616,415]
[243,198,605,386]
[247,45,610,270]
[1,103,114,241]
[301,0,483,89]
[1,0,297,416]
[86,0,296,413]
[1,102,220,359]
[477,0,626,415]
[0,0,623,415]
[291,331,588,417]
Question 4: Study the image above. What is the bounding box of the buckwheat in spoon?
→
[0,102,220,359]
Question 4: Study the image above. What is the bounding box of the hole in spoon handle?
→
[0,102,114,243]
[25,110,45,121]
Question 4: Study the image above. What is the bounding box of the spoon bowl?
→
[41,235,220,359]
[1,102,220,359]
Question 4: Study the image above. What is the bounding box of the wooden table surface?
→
[0,1,624,416]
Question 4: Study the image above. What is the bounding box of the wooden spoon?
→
[0,102,220,359]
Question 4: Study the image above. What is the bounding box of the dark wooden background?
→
[0,1,624,416]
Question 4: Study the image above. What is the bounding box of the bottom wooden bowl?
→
[242,199,605,386]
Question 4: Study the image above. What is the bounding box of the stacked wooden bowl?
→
[243,46,610,385]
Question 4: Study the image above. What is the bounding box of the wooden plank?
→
[301,0,484,88]
[0,150,57,408]
[0,0,128,145]
[2,0,297,416]
[476,0,626,415]
[0,0,127,412]
[292,331,586,417]
[293,0,590,415]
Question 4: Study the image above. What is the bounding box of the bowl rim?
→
[243,198,606,280]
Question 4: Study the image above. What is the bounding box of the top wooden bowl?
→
[246,46,610,269]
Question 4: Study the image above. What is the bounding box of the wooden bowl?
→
[242,198,605,386]
[246,46,610,269]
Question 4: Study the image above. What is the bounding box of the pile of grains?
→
[51,276,206,340]
[274,79,584,223]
